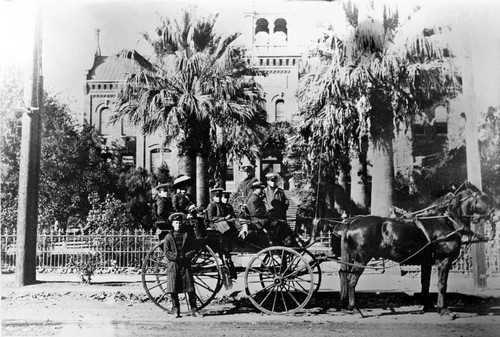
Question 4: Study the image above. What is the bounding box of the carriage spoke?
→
[146,279,169,292]
[286,288,302,307]
[279,285,288,312]
[193,277,216,292]
[286,281,311,295]
[253,282,278,296]
[257,283,278,306]
[144,272,167,277]
[147,257,168,266]
[255,256,275,275]
[272,288,278,312]
[266,251,280,274]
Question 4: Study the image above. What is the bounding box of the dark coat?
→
[246,192,270,219]
[156,196,173,222]
[172,192,194,213]
[163,230,198,293]
[222,202,236,218]
[264,186,289,220]
[207,201,227,223]
[240,177,258,203]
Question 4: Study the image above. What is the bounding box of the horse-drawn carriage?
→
[141,182,495,315]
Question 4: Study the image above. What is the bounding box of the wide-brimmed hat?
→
[251,181,266,189]
[265,172,280,180]
[173,175,191,188]
[156,182,171,191]
[210,187,224,195]
[168,212,186,222]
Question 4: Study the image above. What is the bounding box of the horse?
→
[338,183,494,314]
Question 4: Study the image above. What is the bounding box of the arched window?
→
[272,18,288,44]
[255,18,269,34]
[275,99,285,121]
[99,107,113,135]
[255,18,270,44]
[273,18,287,34]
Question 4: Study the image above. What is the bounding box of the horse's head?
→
[450,183,495,223]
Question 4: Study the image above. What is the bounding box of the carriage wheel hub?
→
[273,277,283,285]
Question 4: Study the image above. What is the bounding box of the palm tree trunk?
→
[196,155,209,208]
[349,146,367,214]
[369,89,394,216]
[370,138,394,216]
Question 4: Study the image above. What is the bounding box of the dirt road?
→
[2,287,500,337]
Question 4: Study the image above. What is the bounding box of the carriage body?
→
[142,216,322,315]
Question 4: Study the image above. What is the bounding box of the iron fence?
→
[1,227,499,276]
[1,228,158,274]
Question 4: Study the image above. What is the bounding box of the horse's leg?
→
[347,263,366,312]
[339,234,351,310]
[436,257,452,315]
[339,263,349,309]
[420,252,433,311]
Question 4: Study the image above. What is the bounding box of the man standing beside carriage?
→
[163,212,204,318]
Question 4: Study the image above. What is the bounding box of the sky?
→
[0,0,345,115]
[1,0,500,119]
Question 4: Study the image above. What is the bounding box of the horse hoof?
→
[438,308,453,317]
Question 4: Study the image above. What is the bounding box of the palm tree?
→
[115,9,266,207]
[296,1,459,216]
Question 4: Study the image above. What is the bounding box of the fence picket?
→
[0,227,498,275]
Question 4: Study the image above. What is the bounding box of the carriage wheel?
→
[260,248,322,294]
[244,246,315,315]
[141,242,222,312]
[300,249,322,293]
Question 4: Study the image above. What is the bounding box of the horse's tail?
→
[339,224,351,307]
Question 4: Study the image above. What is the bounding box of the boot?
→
[171,294,181,318]
[191,309,204,318]
[227,258,237,280]
[188,292,203,318]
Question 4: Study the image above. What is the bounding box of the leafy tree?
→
[294,1,459,216]
[115,8,266,207]
[0,65,23,230]
[0,65,123,231]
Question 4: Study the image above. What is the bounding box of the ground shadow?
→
[204,291,500,317]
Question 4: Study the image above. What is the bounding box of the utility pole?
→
[462,12,487,289]
[15,6,43,287]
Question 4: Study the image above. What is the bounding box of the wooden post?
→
[462,23,487,289]
[15,6,42,287]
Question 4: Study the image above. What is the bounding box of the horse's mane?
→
[420,183,486,219]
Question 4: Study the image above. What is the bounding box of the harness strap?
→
[413,218,431,243]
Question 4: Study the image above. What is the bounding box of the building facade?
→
[83,9,307,193]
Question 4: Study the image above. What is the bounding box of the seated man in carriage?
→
[263,172,289,222]
[246,181,301,247]
[155,182,174,241]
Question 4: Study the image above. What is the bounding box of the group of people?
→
[153,166,295,318]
